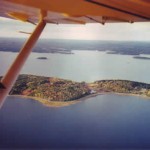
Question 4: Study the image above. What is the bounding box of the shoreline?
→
[10,95,80,107]
[9,93,102,107]
[10,93,101,107]
[9,92,150,107]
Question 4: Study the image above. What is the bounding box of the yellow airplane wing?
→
[0,0,150,108]
[0,0,150,25]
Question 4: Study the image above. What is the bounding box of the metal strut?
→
[0,11,47,108]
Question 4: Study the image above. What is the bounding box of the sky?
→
[0,17,150,41]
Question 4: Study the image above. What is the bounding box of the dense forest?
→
[9,74,91,101]
[89,80,150,96]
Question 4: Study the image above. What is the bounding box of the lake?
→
[1,51,150,83]
[1,50,150,148]
[1,94,150,149]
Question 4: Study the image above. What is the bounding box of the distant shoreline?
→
[0,38,150,55]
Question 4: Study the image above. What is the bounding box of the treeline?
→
[10,74,91,101]
[90,80,150,96]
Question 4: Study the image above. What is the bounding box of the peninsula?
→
[1,74,150,107]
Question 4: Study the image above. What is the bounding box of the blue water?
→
[1,95,150,149]
[1,50,150,148]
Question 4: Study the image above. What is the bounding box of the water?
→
[1,50,150,148]
[1,51,150,83]
[0,95,150,148]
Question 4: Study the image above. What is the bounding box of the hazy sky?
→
[0,17,150,41]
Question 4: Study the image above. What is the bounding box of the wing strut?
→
[0,10,47,108]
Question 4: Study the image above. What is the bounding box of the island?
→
[1,74,150,107]
[133,56,150,60]
[37,57,48,59]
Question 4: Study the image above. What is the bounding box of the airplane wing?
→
[0,0,150,108]
[0,0,150,25]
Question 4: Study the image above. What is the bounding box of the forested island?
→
[1,74,150,106]
[133,56,150,60]
[9,75,90,102]
[37,57,48,59]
